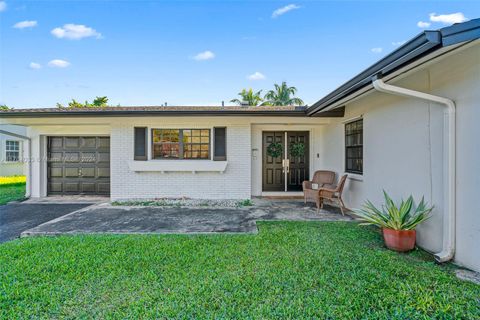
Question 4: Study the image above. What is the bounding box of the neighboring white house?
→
[0,125,26,177]
[0,19,479,272]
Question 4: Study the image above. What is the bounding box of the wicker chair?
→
[318,174,348,215]
[303,170,336,208]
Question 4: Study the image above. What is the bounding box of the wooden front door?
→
[287,131,309,191]
[262,131,309,192]
[262,132,285,191]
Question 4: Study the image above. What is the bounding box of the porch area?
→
[21,198,352,237]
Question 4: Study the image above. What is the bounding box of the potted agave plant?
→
[353,191,433,252]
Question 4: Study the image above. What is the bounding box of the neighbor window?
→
[345,119,363,174]
[5,140,20,162]
[152,129,210,159]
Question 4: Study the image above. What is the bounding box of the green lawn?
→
[0,182,26,205]
[1,222,478,319]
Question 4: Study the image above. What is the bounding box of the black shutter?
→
[213,127,226,161]
[134,127,147,160]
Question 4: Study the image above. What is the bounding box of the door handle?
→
[283,159,290,173]
[78,168,82,177]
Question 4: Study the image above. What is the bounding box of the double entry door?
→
[262,131,309,192]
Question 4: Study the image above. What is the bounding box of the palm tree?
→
[262,82,304,106]
[92,96,109,107]
[230,89,263,106]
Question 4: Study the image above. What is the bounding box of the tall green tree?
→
[56,96,110,108]
[0,104,10,110]
[262,82,304,106]
[92,96,108,107]
[230,89,263,106]
[67,99,85,108]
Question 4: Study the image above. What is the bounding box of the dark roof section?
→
[0,105,313,117]
[0,105,346,118]
[307,18,480,116]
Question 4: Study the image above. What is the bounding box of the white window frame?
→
[5,140,21,163]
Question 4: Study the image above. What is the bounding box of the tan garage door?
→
[47,136,110,195]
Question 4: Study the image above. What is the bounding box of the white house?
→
[0,125,26,177]
[1,19,479,272]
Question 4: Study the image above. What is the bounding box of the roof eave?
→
[0,109,308,118]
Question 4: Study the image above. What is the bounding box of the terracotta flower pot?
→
[382,228,416,252]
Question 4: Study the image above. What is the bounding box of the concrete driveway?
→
[0,203,92,242]
[21,199,352,237]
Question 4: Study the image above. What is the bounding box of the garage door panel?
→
[49,167,63,178]
[81,152,96,163]
[49,152,63,162]
[98,152,109,162]
[64,182,80,193]
[48,136,110,196]
[49,182,63,193]
[97,167,110,178]
[81,167,95,178]
[65,167,79,177]
[65,152,80,162]
[97,183,110,194]
[82,137,96,148]
[65,137,80,148]
[50,137,63,148]
[98,137,110,148]
[81,183,96,193]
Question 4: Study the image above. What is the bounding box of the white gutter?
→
[372,75,456,263]
[0,129,31,198]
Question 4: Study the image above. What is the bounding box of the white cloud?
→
[272,4,300,18]
[392,40,406,46]
[417,21,431,28]
[0,1,6,12]
[247,72,266,81]
[51,24,101,40]
[429,12,468,25]
[13,20,37,29]
[29,62,41,69]
[48,59,70,68]
[193,50,215,61]
[370,47,383,54]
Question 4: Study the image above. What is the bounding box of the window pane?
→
[345,119,363,174]
[184,129,209,159]
[5,141,20,162]
[6,151,19,162]
[6,141,19,151]
[153,129,209,159]
[152,129,180,159]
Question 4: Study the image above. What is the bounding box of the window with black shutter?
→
[213,127,226,161]
[345,119,363,174]
[134,127,147,160]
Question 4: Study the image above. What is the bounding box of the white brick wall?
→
[111,124,251,200]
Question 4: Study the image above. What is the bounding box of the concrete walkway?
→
[21,199,353,237]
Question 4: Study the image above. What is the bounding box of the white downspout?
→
[372,75,456,263]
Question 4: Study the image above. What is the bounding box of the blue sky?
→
[0,1,478,108]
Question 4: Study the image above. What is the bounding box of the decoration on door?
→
[290,142,305,157]
[266,142,283,158]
